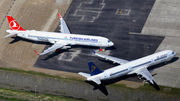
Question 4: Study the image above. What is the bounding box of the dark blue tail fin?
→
[88,62,103,76]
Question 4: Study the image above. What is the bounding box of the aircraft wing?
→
[78,72,101,85]
[57,13,70,34]
[129,66,157,84]
[5,30,17,37]
[40,42,68,55]
[92,50,129,65]
[78,72,91,78]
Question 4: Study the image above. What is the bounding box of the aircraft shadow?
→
[41,49,75,60]
[85,81,109,96]
[148,81,160,91]
[38,45,115,60]
[85,57,179,95]
[148,57,179,70]
[41,45,107,60]
[85,74,138,96]
[147,57,179,90]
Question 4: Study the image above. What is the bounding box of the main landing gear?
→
[99,48,105,52]
[56,49,60,52]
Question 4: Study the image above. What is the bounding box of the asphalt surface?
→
[34,0,164,82]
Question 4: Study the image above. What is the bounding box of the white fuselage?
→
[7,30,113,47]
[87,50,176,81]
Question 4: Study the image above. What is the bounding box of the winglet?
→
[92,49,96,54]
[34,50,39,55]
[57,13,61,18]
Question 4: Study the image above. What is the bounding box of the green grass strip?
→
[0,66,180,98]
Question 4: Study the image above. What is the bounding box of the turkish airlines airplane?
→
[79,50,176,85]
[5,13,114,55]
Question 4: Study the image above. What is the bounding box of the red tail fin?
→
[7,16,26,31]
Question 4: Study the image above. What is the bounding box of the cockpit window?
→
[108,40,111,43]
[172,52,174,54]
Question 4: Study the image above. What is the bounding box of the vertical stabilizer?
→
[7,16,25,31]
[88,62,103,76]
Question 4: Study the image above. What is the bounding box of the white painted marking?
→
[72,0,106,22]
[78,0,105,10]
[115,9,131,15]
[58,49,81,61]
[71,9,101,22]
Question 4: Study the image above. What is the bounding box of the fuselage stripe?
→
[154,56,167,61]
[110,69,128,76]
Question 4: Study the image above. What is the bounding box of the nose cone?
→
[174,52,177,57]
[111,42,114,46]
[109,41,114,46]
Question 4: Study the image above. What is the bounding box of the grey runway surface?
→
[34,0,164,82]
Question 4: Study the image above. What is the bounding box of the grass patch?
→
[110,83,180,98]
[0,67,83,82]
[0,66,179,99]
[0,87,83,101]
[139,84,180,97]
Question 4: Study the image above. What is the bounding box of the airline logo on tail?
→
[91,65,96,72]
[10,20,19,30]
[7,16,25,31]
[88,62,103,76]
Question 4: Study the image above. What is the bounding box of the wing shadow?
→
[85,74,139,96]
[41,49,75,60]
[147,81,160,91]
[85,81,109,96]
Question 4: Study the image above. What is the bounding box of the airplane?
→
[5,13,114,55]
[78,50,176,85]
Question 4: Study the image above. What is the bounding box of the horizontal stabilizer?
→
[4,32,17,38]
[92,78,101,85]
[78,72,91,78]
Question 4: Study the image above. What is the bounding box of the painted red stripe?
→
[34,50,39,55]
[57,13,61,18]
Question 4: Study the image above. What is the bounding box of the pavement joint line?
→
[129,32,180,38]
[165,65,180,69]
[0,0,16,28]
[165,29,180,50]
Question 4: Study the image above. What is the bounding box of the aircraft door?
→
[98,39,102,45]
[167,52,171,57]
[104,73,107,79]
[128,66,132,72]
[19,32,27,38]
[151,59,154,65]
[103,40,108,46]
